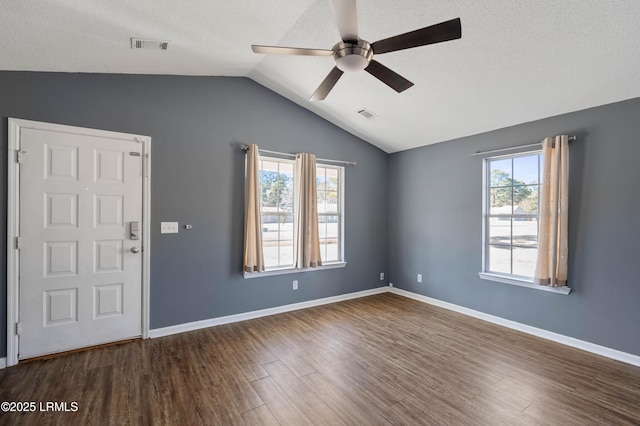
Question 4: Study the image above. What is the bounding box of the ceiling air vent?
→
[357,108,378,120]
[131,38,169,50]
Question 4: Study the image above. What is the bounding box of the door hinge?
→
[15,236,21,249]
[16,150,25,164]
[16,322,22,335]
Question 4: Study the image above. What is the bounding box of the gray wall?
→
[2,71,638,360]
[388,97,640,356]
[0,72,389,356]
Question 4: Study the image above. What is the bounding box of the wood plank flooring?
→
[1,293,640,425]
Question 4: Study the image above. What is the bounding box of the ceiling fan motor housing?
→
[333,39,373,72]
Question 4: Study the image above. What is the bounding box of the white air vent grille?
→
[131,38,169,50]
[357,108,377,119]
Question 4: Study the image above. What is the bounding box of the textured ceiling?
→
[2,0,640,153]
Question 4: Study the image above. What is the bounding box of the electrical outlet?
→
[380,272,385,281]
[417,274,422,283]
[389,282,394,287]
[293,280,298,290]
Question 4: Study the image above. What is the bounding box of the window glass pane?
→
[489,245,511,274]
[513,155,540,184]
[260,162,294,214]
[262,220,277,242]
[512,247,537,277]
[325,168,339,191]
[512,218,537,247]
[261,160,279,173]
[279,161,294,174]
[512,185,534,213]
[490,188,512,212]
[325,191,338,212]
[517,185,539,214]
[539,154,543,179]
[263,243,279,267]
[317,195,326,212]
[316,169,327,191]
[260,169,278,209]
[279,239,294,267]
[489,217,511,245]
[322,241,339,262]
[262,215,293,268]
[326,215,339,238]
[279,163,294,213]
[280,215,294,241]
[319,218,327,239]
[490,159,512,187]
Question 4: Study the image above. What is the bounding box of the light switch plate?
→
[161,222,179,234]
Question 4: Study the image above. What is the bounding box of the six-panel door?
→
[19,128,143,359]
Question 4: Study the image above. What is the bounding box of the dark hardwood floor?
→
[1,293,639,425]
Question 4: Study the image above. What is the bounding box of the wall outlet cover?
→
[161,222,179,234]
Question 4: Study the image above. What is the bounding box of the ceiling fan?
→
[251,0,461,101]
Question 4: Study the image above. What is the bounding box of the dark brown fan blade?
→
[371,17,461,54]
[365,60,414,93]
[310,67,344,101]
[251,45,333,56]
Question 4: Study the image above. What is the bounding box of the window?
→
[259,158,295,268]
[483,151,541,280]
[259,156,344,270]
[316,164,342,263]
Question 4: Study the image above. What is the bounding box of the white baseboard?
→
[149,286,389,339]
[390,287,640,368]
[0,357,6,369]
[145,284,640,368]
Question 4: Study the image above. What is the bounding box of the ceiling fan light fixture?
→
[250,0,461,100]
[333,40,373,72]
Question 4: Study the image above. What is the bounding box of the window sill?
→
[244,262,347,279]
[478,272,571,295]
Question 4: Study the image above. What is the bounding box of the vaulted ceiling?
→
[2,1,639,153]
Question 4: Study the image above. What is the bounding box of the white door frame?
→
[6,118,152,367]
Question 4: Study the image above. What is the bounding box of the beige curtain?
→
[294,153,322,268]
[243,144,265,273]
[534,135,569,286]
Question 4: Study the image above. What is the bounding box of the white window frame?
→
[244,155,346,278]
[478,149,570,295]
[315,162,344,264]
[258,156,296,270]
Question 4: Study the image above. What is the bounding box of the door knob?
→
[131,247,141,254]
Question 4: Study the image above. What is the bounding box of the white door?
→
[18,126,143,359]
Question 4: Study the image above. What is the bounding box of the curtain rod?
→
[241,145,357,166]
[469,135,577,157]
